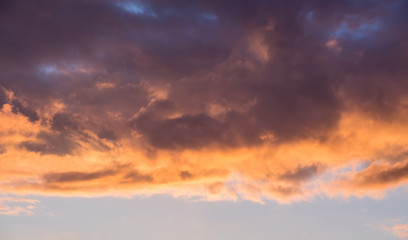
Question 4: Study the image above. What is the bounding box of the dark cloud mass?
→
[0,0,407,150]
[0,0,408,200]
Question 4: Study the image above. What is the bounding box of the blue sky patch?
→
[116,1,156,17]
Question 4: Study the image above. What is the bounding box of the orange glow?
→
[2,102,408,203]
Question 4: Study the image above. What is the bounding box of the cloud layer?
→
[1,0,408,203]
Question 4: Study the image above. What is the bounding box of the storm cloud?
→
[0,0,408,202]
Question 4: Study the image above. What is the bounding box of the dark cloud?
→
[123,171,153,183]
[0,145,6,154]
[97,128,117,142]
[180,171,193,180]
[43,169,117,183]
[355,162,408,187]
[249,75,340,141]
[0,0,407,151]
[10,100,39,122]
[51,113,80,132]
[20,131,79,156]
[134,113,230,149]
[0,87,8,109]
[279,164,323,183]
[49,112,116,151]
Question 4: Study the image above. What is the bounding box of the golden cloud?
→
[2,101,408,203]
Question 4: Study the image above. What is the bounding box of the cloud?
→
[51,112,80,133]
[391,224,408,239]
[340,160,408,192]
[279,164,324,183]
[20,131,79,156]
[0,197,39,216]
[10,100,39,123]
[43,169,119,183]
[133,113,245,149]
[0,0,407,203]
[0,145,6,154]
[0,87,8,109]
[97,128,118,142]
[372,222,408,239]
[360,162,408,186]
[123,171,154,183]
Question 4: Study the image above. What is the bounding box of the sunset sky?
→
[1,0,408,239]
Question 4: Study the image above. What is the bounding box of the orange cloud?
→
[326,39,342,52]
[392,224,408,239]
[2,99,408,204]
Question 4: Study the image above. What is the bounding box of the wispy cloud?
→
[391,224,408,239]
[0,197,39,216]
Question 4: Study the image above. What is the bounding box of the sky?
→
[0,0,408,239]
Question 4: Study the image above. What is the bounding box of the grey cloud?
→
[11,100,39,122]
[51,113,80,132]
[97,128,117,142]
[123,171,153,183]
[279,164,323,183]
[0,0,407,152]
[20,131,79,156]
[133,113,248,149]
[44,169,117,183]
[0,87,8,109]
[356,162,408,186]
[42,163,132,183]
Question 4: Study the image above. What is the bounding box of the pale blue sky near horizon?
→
[1,186,407,240]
